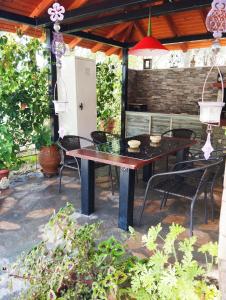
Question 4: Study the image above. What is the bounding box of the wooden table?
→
[67,134,196,231]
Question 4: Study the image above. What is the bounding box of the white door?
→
[75,57,97,141]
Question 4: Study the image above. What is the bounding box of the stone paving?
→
[0,166,223,299]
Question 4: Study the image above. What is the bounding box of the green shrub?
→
[0,34,50,157]
[31,125,52,150]
[96,59,121,132]
[7,204,220,300]
[0,124,17,169]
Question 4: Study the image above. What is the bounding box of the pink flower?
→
[48,3,65,23]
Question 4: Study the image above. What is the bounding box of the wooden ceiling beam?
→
[91,22,131,53]
[61,0,212,33]
[68,37,82,48]
[70,31,127,48]
[134,21,146,40]
[0,10,36,26]
[106,23,134,56]
[37,0,156,26]
[21,0,54,33]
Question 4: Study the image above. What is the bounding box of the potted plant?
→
[32,126,61,176]
[0,125,15,181]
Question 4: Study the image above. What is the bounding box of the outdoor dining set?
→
[57,129,224,236]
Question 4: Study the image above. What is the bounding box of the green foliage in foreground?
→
[8,204,220,300]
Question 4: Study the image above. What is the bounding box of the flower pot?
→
[53,100,68,114]
[198,101,225,124]
[38,145,61,176]
[0,169,9,180]
[106,118,116,133]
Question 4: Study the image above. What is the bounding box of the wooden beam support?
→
[61,0,212,33]
[91,23,131,53]
[121,48,129,138]
[37,0,155,26]
[21,0,54,33]
[68,37,82,48]
[0,10,36,26]
[70,31,127,48]
[46,28,59,142]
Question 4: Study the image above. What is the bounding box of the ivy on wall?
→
[96,59,121,131]
[0,34,50,157]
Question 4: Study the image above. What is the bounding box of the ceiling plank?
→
[37,0,156,26]
[61,0,212,33]
[91,22,131,53]
[106,23,134,56]
[69,37,82,48]
[134,21,146,40]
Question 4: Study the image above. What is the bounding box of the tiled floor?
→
[0,166,223,298]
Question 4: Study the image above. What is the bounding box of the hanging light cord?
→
[147,6,152,37]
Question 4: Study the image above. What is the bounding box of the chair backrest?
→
[90,130,119,145]
[58,135,93,151]
[196,158,224,195]
[162,128,196,139]
[91,131,107,144]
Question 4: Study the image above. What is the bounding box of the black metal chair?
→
[161,128,197,170]
[91,130,120,144]
[57,135,94,193]
[138,158,223,236]
[57,135,116,194]
[90,130,120,186]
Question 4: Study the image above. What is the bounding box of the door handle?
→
[79,102,84,110]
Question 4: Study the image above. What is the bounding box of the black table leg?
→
[143,163,153,182]
[81,159,95,215]
[118,168,135,231]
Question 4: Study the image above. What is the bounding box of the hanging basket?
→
[53,78,68,114]
[198,65,225,125]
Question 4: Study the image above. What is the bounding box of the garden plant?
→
[0,33,50,168]
[6,204,220,300]
[96,59,121,133]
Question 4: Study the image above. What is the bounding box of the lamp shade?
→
[129,36,168,57]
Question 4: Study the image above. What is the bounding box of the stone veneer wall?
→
[128,67,226,115]
[128,67,226,146]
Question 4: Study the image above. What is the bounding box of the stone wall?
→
[128,67,226,146]
[128,67,226,115]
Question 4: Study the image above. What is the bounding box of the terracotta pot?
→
[106,118,116,133]
[0,169,9,180]
[38,145,61,176]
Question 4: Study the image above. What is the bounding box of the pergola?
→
[0,0,224,138]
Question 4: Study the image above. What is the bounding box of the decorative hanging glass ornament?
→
[48,2,66,67]
[206,0,226,39]
[198,64,225,159]
[202,125,214,160]
[53,72,69,114]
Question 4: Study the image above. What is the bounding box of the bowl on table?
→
[128,140,141,149]
[150,135,161,144]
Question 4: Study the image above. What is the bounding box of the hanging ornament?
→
[48,2,66,67]
[206,0,226,39]
[202,125,214,160]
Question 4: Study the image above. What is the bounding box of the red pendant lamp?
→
[129,7,168,57]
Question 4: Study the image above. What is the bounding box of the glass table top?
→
[86,134,195,161]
